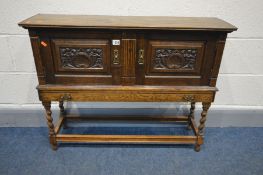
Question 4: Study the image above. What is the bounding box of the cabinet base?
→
[52,112,203,152]
[39,85,213,152]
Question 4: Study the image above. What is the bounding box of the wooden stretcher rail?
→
[56,134,197,144]
[55,116,64,134]
[54,113,199,146]
[65,115,189,122]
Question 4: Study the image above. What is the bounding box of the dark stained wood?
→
[145,40,205,85]
[51,39,110,73]
[39,38,56,83]
[30,36,46,84]
[147,41,205,73]
[19,14,237,151]
[135,34,145,84]
[209,34,227,86]
[121,38,136,85]
[121,39,136,76]
[54,75,113,85]
[111,32,122,85]
[19,14,237,32]
[200,36,218,85]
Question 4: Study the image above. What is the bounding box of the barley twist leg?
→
[59,100,68,129]
[195,102,211,152]
[187,102,195,130]
[42,101,57,150]
[59,100,64,113]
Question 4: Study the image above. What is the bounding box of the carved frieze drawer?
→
[39,91,214,102]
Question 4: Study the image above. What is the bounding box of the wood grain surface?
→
[19,14,237,31]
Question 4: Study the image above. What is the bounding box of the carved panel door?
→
[143,39,206,86]
[50,38,113,85]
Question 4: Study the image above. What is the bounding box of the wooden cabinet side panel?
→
[209,34,227,86]
[39,37,56,83]
[30,36,46,84]
[199,36,217,85]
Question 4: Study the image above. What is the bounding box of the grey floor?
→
[0,126,263,175]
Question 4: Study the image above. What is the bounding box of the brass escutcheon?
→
[113,49,119,64]
[138,49,144,64]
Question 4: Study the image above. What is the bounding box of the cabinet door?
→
[51,39,112,84]
[144,40,206,85]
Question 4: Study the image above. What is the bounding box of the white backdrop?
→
[0,0,263,109]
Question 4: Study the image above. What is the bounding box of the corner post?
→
[187,102,196,129]
[195,102,211,152]
[42,101,57,150]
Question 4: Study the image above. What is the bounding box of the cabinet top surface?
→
[18,14,237,32]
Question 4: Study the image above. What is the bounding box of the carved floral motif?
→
[60,47,103,69]
[153,49,197,70]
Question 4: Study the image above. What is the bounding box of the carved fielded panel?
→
[153,49,197,70]
[60,47,103,69]
[51,39,110,74]
[148,41,205,74]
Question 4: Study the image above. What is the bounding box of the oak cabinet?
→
[19,14,237,151]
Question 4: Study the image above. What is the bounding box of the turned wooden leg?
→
[198,102,211,135]
[59,100,68,129]
[59,100,65,113]
[195,102,211,152]
[187,102,195,130]
[42,101,58,150]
